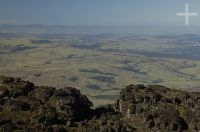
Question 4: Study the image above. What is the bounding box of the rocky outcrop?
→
[0,76,94,131]
[115,84,200,131]
[0,76,200,131]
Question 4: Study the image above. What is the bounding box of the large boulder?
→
[28,86,55,103]
[48,87,93,121]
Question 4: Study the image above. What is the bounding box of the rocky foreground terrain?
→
[0,76,199,132]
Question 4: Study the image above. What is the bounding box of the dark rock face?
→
[29,86,55,103]
[0,76,34,98]
[0,76,94,131]
[115,84,200,131]
[0,76,199,131]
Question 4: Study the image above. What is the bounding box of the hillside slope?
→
[0,76,199,131]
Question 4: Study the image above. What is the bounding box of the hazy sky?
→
[1,0,200,26]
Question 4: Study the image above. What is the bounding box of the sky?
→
[1,0,200,26]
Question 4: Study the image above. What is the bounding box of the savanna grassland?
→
[1,25,200,106]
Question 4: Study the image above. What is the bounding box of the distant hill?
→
[0,76,199,131]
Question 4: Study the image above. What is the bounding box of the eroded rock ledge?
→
[115,84,200,131]
[0,76,199,132]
